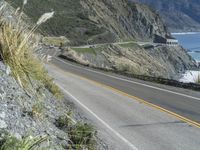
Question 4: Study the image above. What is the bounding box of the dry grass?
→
[0,3,63,98]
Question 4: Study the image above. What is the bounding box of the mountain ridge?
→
[132,0,200,32]
[6,0,169,45]
[4,0,197,78]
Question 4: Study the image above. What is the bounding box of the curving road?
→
[46,57,200,150]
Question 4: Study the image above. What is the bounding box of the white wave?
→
[179,70,200,83]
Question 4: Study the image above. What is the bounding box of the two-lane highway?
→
[46,57,200,150]
[52,57,200,124]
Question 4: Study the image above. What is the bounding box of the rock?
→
[13,132,22,140]
[0,112,6,119]
[0,87,6,100]
[0,120,7,129]
[5,65,11,75]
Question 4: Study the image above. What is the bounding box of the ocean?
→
[172,32,200,61]
[172,33,200,83]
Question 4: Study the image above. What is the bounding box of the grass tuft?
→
[68,122,96,150]
[55,115,96,149]
[0,133,48,150]
[0,3,63,98]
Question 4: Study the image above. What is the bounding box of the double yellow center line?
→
[52,63,200,129]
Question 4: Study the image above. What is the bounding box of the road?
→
[71,41,155,49]
[46,57,200,150]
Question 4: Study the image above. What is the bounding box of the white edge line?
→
[59,85,138,150]
[54,57,200,101]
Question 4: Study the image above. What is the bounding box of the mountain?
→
[132,0,200,32]
[6,0,169,45]
[5,0,197,78]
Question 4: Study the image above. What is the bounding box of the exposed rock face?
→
[0,61,107,149]
[0,62,70,149]
[81,0,169,42]
[62,44,196,79]
[132,0,200,32]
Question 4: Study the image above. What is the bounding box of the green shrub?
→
[68,122,96,150]
[55,114,96,149]
[0,134,48,150]
[56,114,73,130]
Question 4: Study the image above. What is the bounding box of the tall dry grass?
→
[0,2,62,98]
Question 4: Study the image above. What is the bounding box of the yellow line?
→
[51,64,200,129]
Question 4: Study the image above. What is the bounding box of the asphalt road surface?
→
[46,57,200,150]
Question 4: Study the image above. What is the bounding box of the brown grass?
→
[0,3,62,98]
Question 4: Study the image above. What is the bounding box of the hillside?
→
[132,0,200,32]
[6,0,169,45]
[5,0,197,78]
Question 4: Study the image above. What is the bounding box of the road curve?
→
[46,58,200,150]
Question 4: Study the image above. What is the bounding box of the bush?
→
[0,133,47,150]
[55,114,96,149]
[68,122,96,150]
[56,114,73,130]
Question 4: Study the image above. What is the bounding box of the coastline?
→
[172,32,200,35]
[179,70,200,83]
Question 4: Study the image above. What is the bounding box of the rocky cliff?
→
[132,0,200,32]
[62,43,196,79]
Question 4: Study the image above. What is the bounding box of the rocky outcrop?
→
[62,44,196,79]
[81,0,169,42]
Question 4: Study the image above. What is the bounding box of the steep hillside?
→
[62,43,196,79]
[6,0,169,45]
[4,0,197,78]
[132,0,200,32]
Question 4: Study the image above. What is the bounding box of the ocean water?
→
[172,33,200,61]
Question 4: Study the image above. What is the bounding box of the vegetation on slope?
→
[0,2,97,149]
[56,115,96,149]
[0,3,62,98]
[0,133,47,150]
[6,0,105,45]
[6,0,170,46]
